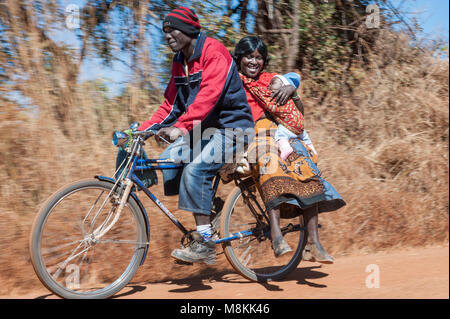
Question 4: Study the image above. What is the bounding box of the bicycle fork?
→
[90,178,134,241]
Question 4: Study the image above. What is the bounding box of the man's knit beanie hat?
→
[163,7,201,38]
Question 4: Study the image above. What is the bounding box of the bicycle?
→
[29,124,308,299]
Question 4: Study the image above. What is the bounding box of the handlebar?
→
[132,130,155,138]
[112,129,171,149]
[134,130,171,145]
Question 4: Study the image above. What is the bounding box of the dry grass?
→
[304,29,449,255]
[0,29,448,295]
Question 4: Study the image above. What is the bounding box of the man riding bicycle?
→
[138,7,254,265]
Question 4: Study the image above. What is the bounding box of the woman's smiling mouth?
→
[244,63,261,76]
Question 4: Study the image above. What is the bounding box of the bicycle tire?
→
[220,186,307,282]
[29,179,147,299]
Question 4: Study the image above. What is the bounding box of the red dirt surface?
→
[5,244,448,299]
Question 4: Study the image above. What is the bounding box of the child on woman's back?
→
[236,72,318,174]
[258,72,317,160]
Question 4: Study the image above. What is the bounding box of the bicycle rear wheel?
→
[220,186,306,282]
[29,179,148,299]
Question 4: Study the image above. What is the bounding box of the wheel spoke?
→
[42,239,84,255]
[30,179,146,298]
[239,245,252,267]
[51,243,90,280]
[96,239,148,245]
[221,186,306,282]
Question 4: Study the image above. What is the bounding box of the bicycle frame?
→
[131,156,195,236]
[110,141,257,247]
[107,131,306,259]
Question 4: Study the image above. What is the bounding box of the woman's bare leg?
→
[302,204,334,263]
[269,208,282,239]
[268,208,292,257]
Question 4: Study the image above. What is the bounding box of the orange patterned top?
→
[240,73,304,135]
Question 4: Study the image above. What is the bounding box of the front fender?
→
[94,175,150,266]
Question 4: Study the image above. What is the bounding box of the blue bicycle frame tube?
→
[122,151,279,244]
[214,230,255,244]
[131,173,189,235]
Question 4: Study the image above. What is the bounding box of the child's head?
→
[268,76,284,91]
[269,74,294,91]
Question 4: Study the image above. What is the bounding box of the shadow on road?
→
[34,265,329,299]
[111,285,147,298]
[35,293,53,299]
[287,265,329,288]
[123,264,330,297]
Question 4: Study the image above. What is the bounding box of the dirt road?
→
[8,245,448,300]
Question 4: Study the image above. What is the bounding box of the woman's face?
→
[240,50,265,79]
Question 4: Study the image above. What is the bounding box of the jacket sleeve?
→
[173,53,230,132]
[138,75,181,132]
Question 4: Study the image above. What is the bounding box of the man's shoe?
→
[302,242,334,264]
[171,232,217,265]
[272,236,293,258]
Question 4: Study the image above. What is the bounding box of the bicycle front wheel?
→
[220,186,306,282]
[29,179,148,299]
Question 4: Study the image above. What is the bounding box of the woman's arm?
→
[270,72,301,105]
[270,85,296,105]
[292,94,304,115]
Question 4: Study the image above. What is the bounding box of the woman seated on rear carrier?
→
[233,35,346,263]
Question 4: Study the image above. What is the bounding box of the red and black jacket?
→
[138,32,254,134]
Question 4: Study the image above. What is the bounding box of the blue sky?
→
[49,0,450,97]
[391,0,449,40]
[8,0,447,108]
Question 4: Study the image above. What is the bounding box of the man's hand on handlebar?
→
[155,126,184,145]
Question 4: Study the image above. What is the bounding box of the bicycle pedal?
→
[174,260,193,266]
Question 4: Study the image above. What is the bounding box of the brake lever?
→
[157,135,172,145]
